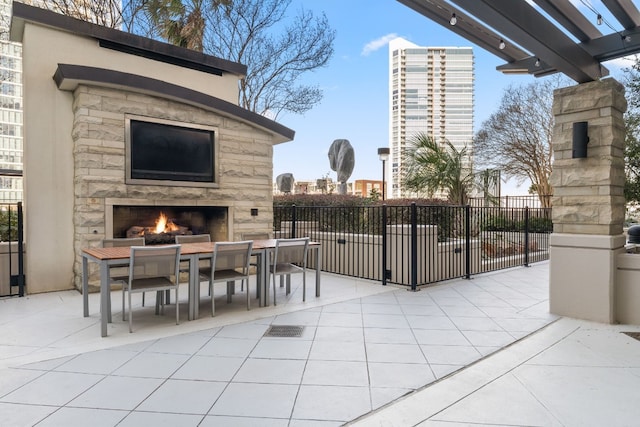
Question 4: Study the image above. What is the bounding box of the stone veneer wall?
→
[550,79,627,235]
[72,85,275,289]
[549,79,627,324]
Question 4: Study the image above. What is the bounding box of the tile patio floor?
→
[1,261,639,426]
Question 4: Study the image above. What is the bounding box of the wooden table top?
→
[82,239,318,261]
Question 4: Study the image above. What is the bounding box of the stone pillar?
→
[549,79,627,323]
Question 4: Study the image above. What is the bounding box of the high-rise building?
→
[388,38,474,199]
[0,0,23,202]
[0,0,117,204]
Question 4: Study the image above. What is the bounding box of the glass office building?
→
[388,37,474,199]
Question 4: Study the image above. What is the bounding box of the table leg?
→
[315,245,321,297]
[188,254,198,320]
[82,256,89,317]
[100,262,109,337]
[258,250,268,307]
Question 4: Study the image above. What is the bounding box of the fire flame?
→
[154,212,179,234]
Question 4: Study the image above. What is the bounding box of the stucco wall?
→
[19,19,288,293]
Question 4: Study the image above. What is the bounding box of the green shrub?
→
[481,214,518,232]
[523,216,553,233]
[0,208,19,241]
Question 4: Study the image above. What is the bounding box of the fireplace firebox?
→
[112,205,228,244]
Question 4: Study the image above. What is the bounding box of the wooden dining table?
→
[82,239,322,337]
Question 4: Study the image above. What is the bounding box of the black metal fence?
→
[468,195,552,209]
[0,202,25,297]
[274,203,551,288]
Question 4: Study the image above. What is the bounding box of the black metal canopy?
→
[397,0,640,83]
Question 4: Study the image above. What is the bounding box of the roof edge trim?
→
[53,64,294,143]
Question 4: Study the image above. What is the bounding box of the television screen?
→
[128,118,215,183]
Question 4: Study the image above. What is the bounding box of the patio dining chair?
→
[175,234,212,294]
[204,240,253,315]
[123,245,181,333]
[269,237,309,306]
[101,237,145,321]
[241,232,271,292]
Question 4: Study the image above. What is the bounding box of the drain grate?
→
[264,325,305,338]
[623,332,640,341]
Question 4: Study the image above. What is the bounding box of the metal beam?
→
[533,0,602,42]
[396,0,529,62]
[497,25,640,75]
[602,0,640,29]
[451,0,608,83]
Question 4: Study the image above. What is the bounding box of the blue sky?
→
[273,0,631,196]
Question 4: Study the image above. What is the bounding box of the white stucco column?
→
[549,79,627,323]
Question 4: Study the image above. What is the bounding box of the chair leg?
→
[122,287,126,321]
[155,291,162,315]
[210,282,215,316]
[142,292,145,307]
[273,273,277,306]
[280,275,284,288]
[286,275,291,295]
[246,278,250,311]
[303,271,306,302]
[175,287,179,325]
[128,291,133,333]
[227,281,234,303]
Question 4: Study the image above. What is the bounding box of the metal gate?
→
[0,202,25,297]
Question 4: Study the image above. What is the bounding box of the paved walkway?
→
[1,262,638,426]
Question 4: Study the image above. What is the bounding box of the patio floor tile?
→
[69,376,163,410]
[209,383,298,418]
[136,378,225,414]
[1,371,103,406]
[292,384,371,422]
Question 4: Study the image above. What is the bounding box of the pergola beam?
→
[450,0,608,83]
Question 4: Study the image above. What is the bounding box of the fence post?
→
[465,205,471,279]
[17,202,25,297]
[382,204,387,286]
[524,206,530,267]
[410,202,418,291]
[290,204,297,238]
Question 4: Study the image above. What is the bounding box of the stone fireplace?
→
[13,3,294,293]
[111,205,228,244]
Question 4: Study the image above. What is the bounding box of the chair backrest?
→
[212,240,253,273]
[273,237,309,266]
[241,232,271,241]
[102,237,145,248]
[175,234,211,244]
[129,245,181,281]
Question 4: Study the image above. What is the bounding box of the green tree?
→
[368,187,381,201]
[402,132,473,205]
[623,57,640,203]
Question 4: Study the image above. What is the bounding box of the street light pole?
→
[377,147,390,201]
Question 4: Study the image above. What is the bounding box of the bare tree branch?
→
[17,0,335,119]
[474,77,567,207]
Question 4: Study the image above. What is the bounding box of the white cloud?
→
[361,33,398,56]
[604,55,637,71]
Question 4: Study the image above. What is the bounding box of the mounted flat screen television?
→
[125,115,217,187]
